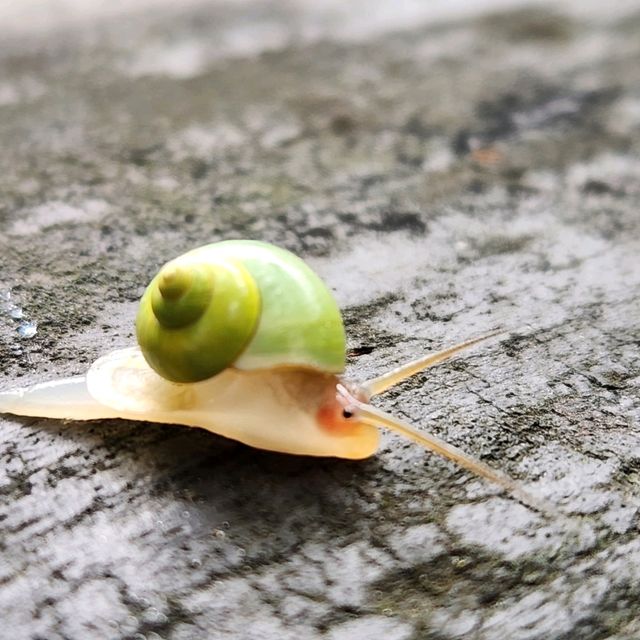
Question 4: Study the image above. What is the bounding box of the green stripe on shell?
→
[197,240,346,374]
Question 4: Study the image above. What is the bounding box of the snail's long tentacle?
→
[0,377,121,421]
[361,329,505,397]
[337,386,557,517]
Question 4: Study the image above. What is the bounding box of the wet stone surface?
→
[1,1,640,639]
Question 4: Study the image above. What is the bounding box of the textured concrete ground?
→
[1,1,639,639]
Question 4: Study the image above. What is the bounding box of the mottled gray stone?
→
[1,1,640,639]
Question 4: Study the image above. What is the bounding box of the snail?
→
[0,240,553,514]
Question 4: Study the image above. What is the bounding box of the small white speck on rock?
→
[326,615,414,640]
[17,321,37,339]
[387,523,445,565]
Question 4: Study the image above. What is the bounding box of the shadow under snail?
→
[0,240,554,515]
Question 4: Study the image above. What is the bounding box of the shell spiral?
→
[135,240,346,383]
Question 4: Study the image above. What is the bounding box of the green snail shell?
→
[135,240,346,383]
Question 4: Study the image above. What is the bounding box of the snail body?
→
[0,240,554,514]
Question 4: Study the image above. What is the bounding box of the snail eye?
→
[342,409,354,419]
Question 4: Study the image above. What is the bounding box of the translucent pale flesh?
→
[0,377,121,420]
[0,347,378,460]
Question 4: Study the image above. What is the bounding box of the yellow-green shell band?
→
[136,258,260,383]
[184,240,346,374]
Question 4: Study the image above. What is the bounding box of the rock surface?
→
[1,1,639,639]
